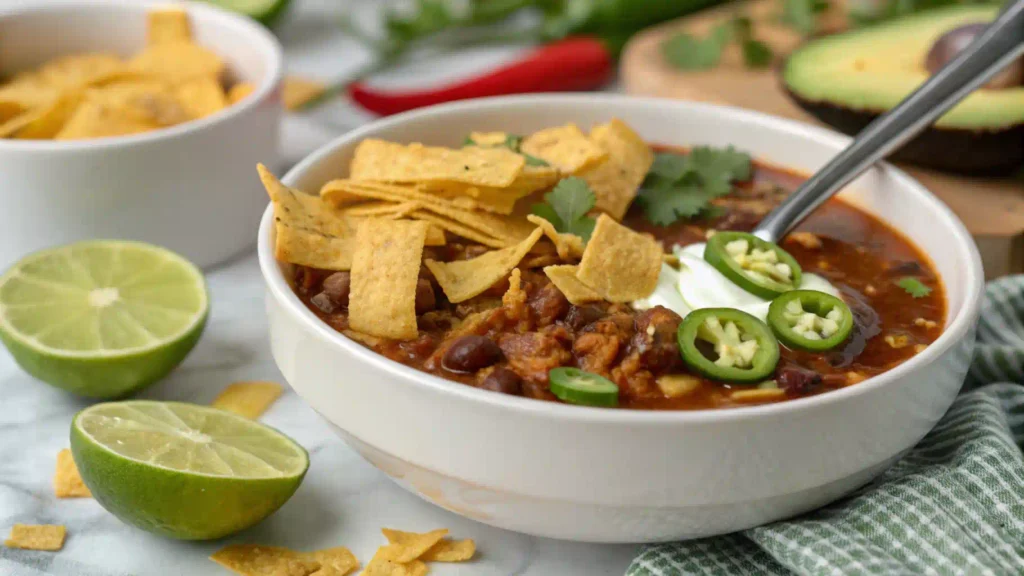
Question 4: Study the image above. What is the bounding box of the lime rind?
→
[0,240,208,359]
[72,401,308,540]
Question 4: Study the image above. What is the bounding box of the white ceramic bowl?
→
[0,0,282,270]
[259,95,983,543]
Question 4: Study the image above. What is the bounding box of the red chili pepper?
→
[348,37,613,116]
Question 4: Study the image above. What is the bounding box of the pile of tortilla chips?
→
[263,119,663,340]
[0,7,326,141]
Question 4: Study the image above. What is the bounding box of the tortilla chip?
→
[380,528,449,563]
[520,124,606,173]
[407,211,505,248]
[130,42,225,82]
[421,164,560,201]
[426,227,543,303]
[467,131,510,147]
[261,165,354,238]
[54,449,91,498]
[283,77,327,111]
[211,381,283,419]
[520,253,562,269]
[349,219,428,339]
[4,524,66,551]
[147,8,192,45]
[577,119,654,220]
[420,538,476,562]
[90,81,190,126]
[321,180,433,209]
[275,222,354,271]
[342,201,419,217]
[575,214,662,302]
[210,544,322,576]
[15,90,84,139]
[303,547,358,576]
[420,204,533,244]
[362,550,420,576]
[175,76,227,119]
[228,82,256,105]
[350,139,525,187]
[0,74,60,110]
[37,53,127,88]
[543,265,602,305]
[0,111,38,138]
[54,98,159,140]
[525,215,584,260]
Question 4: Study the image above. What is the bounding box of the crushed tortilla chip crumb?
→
[420,538,476,562]
[210,544,323,576]
[54,449,91,498]
[283,77,327,111]
[4,524,66,551]
[211,381,284,419]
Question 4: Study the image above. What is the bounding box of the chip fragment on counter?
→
[4,524,66,551]
[543,265,602,305]
[575,214,662,302]
[350,139,525,187]
[211,381,284,419]
[426,227,544,303]
[379,528,449,563]
[54,448,91,498]
[520,124,606,173]
[210,544,323,576]
[420,538,476,562]
[283,77,327,111]
[348,219,428,339]
[304,546,359,576]
[577,118,654,220]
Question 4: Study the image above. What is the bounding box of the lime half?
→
[0,240,208,398]
[71,401,309,540]
[203,0,292,26]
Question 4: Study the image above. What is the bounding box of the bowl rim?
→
[258,93,984,425]
[0,0,283,153]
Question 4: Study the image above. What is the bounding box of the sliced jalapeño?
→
[767,290,854,352]
[548,367,620,407]
[676,308,779,383]
[704,231,802,299]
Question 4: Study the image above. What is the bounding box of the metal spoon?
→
[753,0,1024,243]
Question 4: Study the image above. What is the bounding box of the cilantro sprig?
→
[661,16,775,71]
[897,277,933,298]
[636,146,752,226]
[531,177,597,241]
[464,133,549,166]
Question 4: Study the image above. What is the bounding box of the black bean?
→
[529,284,570,326]
[442,335,504,373]
[321,271,351,309]
[415,278,436,314]
[481,368,523,395]
[777,365,823,394]
[564,305,607,331]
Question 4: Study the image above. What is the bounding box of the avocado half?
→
[783,5,1023,174]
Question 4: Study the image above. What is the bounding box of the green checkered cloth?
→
[628,276,1024,576]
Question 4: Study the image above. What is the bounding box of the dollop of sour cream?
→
[632,243,840,322]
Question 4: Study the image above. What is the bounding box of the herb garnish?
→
[637,146,752,226]
[897,277,933,298]
[661,16,775,71]
[464,133,549,166]
[531,177,597,241]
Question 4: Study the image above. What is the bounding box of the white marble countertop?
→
[0,1,642,574]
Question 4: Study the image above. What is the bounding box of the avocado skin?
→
[788,89,1024,175]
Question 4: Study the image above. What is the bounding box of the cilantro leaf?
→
[742,39,773,68]
[504,134,523,150]
[531,177,597,241]
[638,147,753,227]
[637,179,711,226]
[897,277,932,298]
[523,153,550,167]
[685,146,753,196]
[661,23,732,71]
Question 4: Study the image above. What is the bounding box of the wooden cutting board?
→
[620,0,1024,279]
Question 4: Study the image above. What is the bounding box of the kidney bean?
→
[481,368,523,395]
[777,365,823,394]
[529,283,570,327]
[564,305,607,331]
[442,335,504,373]
[415,278,436,314]
[321,271,351,309]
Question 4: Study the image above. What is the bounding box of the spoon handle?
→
[754,0,1024,243]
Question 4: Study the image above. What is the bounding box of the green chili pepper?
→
[677,308,780,383]
[548,367,619,406]
[704,231,803,299]
[767,290,854,352]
